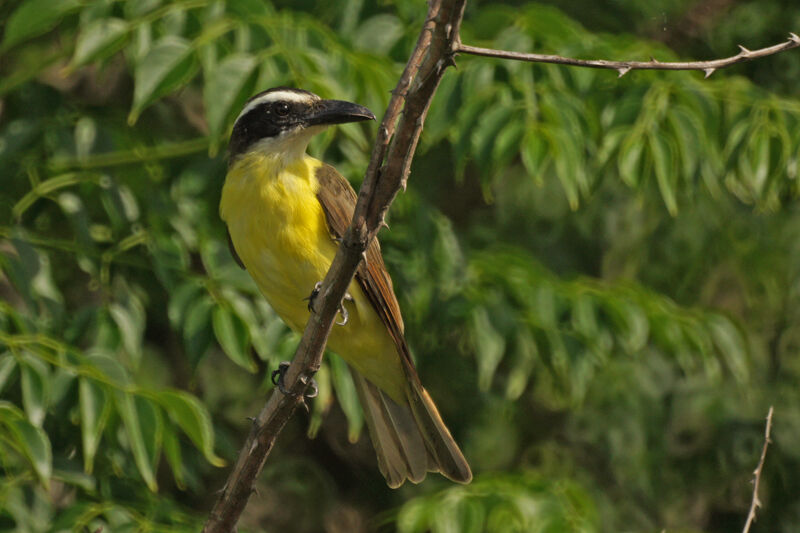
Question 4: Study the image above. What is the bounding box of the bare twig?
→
[456,33,800,78]
[201,1,466,531]
[742,406,774,533]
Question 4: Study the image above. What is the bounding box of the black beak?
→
[306,99,376,127]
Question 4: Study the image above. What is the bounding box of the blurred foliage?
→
[0,0,799,532]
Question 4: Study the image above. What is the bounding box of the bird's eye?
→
[274,102,291,116]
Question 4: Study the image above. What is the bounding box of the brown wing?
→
[316,164,472,485]
[314,163,415,368]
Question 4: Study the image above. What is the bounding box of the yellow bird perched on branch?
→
[220,87,471,487]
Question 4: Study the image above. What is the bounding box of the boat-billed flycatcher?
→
[220,87,472,487]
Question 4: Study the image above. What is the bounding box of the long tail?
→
[351,370,472,488]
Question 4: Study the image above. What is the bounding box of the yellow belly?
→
[220,153,406,401]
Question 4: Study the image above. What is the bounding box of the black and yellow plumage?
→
[220,87,471,487]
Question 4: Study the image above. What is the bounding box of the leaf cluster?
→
[1,1,799,532]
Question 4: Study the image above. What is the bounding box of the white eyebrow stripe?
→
[234,91,317,124]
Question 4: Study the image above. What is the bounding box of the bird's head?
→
[228,87,375,164]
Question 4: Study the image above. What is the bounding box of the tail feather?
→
[351,369,472,488]
[406,381,472,483]
[353,373,428,486]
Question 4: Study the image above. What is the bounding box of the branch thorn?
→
[703,67,716,78]
[738,44,752,56]
[617,66,631,78]
[790,33,800,44]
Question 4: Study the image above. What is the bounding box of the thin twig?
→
[456,33,800,78]
[200,1,467,531]
[742,406,774,533]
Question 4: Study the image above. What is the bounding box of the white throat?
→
[243,125,326,169]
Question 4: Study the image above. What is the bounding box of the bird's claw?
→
[304,281,323,312]
[336,292,354,326]
[304,281,352,327]
[299,373,319,398]
[270,362,292,394]
[270,361,318,399]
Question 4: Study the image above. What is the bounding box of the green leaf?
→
[709,316,749,382]
[452,91,494,177]
[57,192,93,249]
[354,15,404,54]
[183,295,215,368]
[212,306,255,372]
[204,53,258,150]
[19,353,49,427]
[605,299,649,353]
[0,401,24,420]
[136,396,163,475]
[649,132,678,215]
[746,128,771,196]
[71,18,130,68]
[115,391,158,491]
[52,468,95,492]
[0,352,18,394]
[505,330,537,400]
[551,129,584,210]
[492,121,524,173]
[9,419,53,487]
[85,353,130,386]
[329,355,363,442]
[472,308,505,391]
[74,117,97,159]
[521,129,549,184]
[0,402,52,488]
[162,424,185,489]
[572,294,599,338]
[168,282,203,329]
[472,103,514,179]
[618,133,644,187]
[1,0,82,51]
[307,361,330,439]
[227,293,272,360]
[666,107,700,180]
[155,389,224,467]
[109,301,145,368]
[125,0,162,18]
[79,378,110,474]
[129,36,198,124]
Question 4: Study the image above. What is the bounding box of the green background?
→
[1,0,799,531]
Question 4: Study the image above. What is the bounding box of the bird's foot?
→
[304,282,323,312]
[303,281,353,326]
[336,292,354,326]
[271,361,318,399]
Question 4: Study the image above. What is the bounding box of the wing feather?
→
[314,163,412,369]
[315,163,472,485]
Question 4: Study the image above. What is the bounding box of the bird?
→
[219,87,472,488]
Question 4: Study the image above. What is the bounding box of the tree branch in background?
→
[456,33,800,78]
[201,0,467,531]
[742,406,774,533]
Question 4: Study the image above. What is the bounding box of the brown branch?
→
[456,33,800,78]
[742,406,774,533]
[201,1,466,531]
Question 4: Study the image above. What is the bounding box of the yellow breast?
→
[221,153,333,329]
[220,152,406,400]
